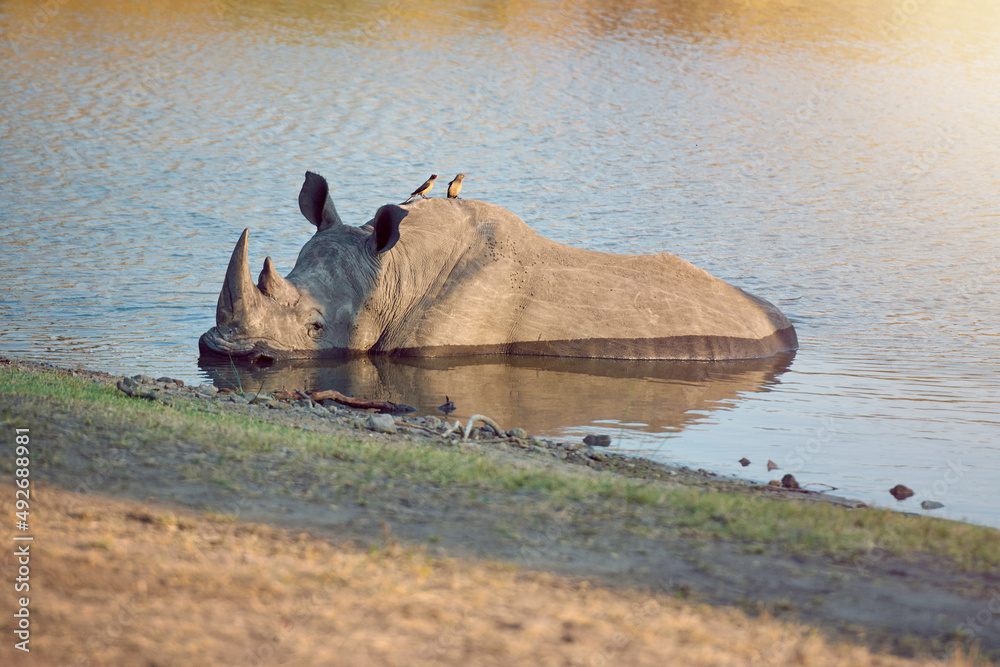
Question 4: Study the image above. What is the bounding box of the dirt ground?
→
[1,359,998,665]
[0,481,983,667]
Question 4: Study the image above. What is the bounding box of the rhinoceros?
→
[198,172,797,362]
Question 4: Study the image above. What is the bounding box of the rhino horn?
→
[258,256,299,304]
[217,228,265,326]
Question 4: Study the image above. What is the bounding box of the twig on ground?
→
[442,420,463,438]
[306,389,412,414]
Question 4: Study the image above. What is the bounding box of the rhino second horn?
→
[216,228,265,327]
[258,256,299,304]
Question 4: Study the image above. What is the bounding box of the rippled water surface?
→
[2,0,999,526]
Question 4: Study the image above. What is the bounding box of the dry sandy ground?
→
[0,482,982,667]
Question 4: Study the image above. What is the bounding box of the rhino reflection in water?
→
[198,172,797,362]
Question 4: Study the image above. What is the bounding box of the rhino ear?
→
[370,205,403,254]
[298,171,343,232]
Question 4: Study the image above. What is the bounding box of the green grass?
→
[655,486,1000,571]
[3,363,1000,573]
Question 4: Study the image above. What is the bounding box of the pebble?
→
[116,377,163,402]
[366,414,396,434]
[890,484,914,501]
[781,474,799,489]
[767,460,779,471]
[424,415,442,429]
[118,377,139,393]
[920,500,944,510]
[583,434,611,447]
[738,457,751,467]
[506,427,527,439]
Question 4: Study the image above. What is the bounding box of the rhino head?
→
[199,172,402,362]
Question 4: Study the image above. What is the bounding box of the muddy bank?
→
[76,359,867,508]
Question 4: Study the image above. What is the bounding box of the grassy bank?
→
[3,361,999,573]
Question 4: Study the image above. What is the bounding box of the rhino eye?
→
[307,322,324,338]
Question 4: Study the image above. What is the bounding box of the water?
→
[2,0,998,526]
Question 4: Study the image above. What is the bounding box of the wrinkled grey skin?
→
[199,172,797,362]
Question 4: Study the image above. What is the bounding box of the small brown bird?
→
[446,173,465,199]
[404,174,437,203]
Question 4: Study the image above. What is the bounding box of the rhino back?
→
[367,199,796,360]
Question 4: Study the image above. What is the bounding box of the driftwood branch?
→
[442,420,463,438]
[395,421,444,436]
[306,389,413,414]
[463,414,504,440]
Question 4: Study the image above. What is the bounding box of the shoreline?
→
[7,355,873,513]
